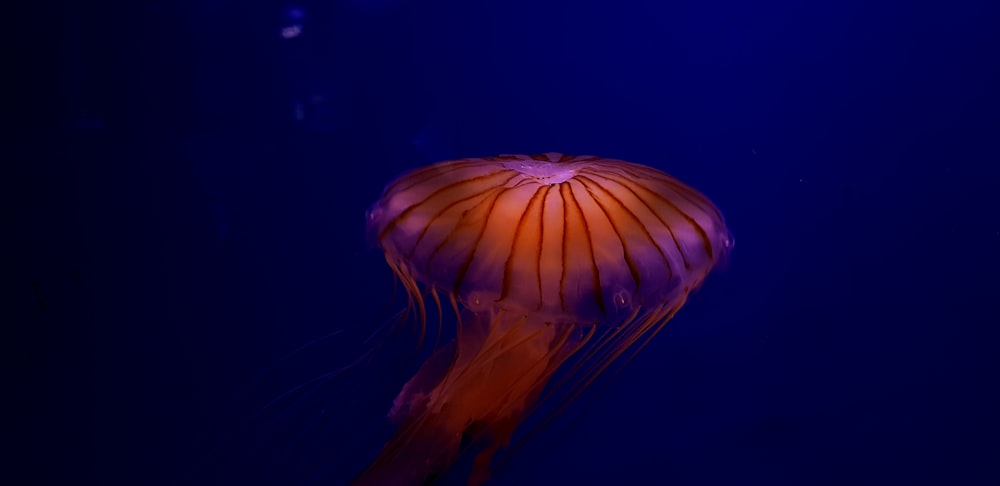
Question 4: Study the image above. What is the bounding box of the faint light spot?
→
[751,148,757,155]
[281,24,302,38]
[285,6,305,20]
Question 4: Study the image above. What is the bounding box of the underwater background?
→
[11,0,1000,484]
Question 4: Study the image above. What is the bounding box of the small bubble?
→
[612,289,631,309]
[724,231,735,250]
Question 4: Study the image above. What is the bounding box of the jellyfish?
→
[358,152,732,485]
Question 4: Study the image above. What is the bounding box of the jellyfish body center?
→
[503,159,578,184]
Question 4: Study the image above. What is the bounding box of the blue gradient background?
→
[11,0,1000,484]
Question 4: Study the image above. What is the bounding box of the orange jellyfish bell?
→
[358,153,732,485]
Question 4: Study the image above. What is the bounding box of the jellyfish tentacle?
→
[355,310,577,486]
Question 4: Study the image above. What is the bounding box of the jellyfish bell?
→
[359,152,731,485]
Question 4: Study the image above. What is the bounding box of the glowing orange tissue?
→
[358,153,732,485]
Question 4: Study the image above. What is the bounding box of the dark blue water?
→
[11,0,999,484]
